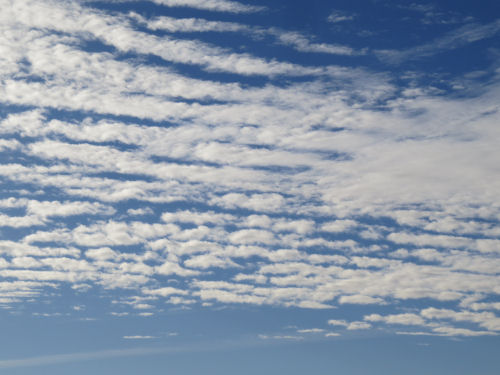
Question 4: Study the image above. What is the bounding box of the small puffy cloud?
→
[338,295,385,305]
[296,300,332,309]
[320,220,357,233]
[0,139,21,151]
[167,296,197,305]
[297,328,324,333]
[132,303,154,310]
[273,219,315,235]
[432,326,496,337]
[184,254,239,269]
[127,207,154,216]
[243,215,273,228]
[161,210,234,226]
[26,200,115,218]
[0,214,44,228]
[228,229,276,245]
[327,319,371,330]
[327,319,348,327]
[365,313,426,326]
[85,247,120,261]
[155,261,200,277]
[325,332,341,337]
[72,283,92,291]
[421,308,500,332]
[347,321,371,330]
[327,10,356,23]
[387,232,473,249]
[210,193,286,212]
[11,257,43,269]
[142,287,189,297]
[111,312,129,317]
[233,273,267,284]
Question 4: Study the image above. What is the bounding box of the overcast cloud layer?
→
[0,0,500,357]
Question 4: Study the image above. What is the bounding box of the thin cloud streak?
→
[137,14,361,55]
[0,337,275,369]
[88,0,266,13]
[376,19,500,63]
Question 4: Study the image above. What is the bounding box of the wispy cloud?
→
[377,19,500,63]
[327,10,356,24]
[92,0,266,13]
[0,347,174,369]
[0,337,277,369]
[147,0,266,13]
[135,14,361,55]
[398,3,473,25]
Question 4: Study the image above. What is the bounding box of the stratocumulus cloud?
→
[0,0,499,349]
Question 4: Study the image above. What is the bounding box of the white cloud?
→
[363,307,500,336]
[228,229,276,245]
[325,332,341,337]
[142,287,188,297]
[377,20,500,64]
[365,313,426,326]
[26,200,115,218]
[346,321,371,330]
[297,328,324,333]
[139,15,249,33]
[127,207,154,216]
[0,214,44,228]
[421,308,500,332]
[147,0,265,13]
[137,14,359,55]
[233,273,267,284]
[327,11,356,23]
[0,0,499,340]
[338,295,385,305]
[321,220,358,233]
[273,219,315,235]
[431,326,496,337]
[167,296,196,305]
[110,312,129,317]
[327,319,347,327]
[184,253,239,269]
[161,210,235,226]
[0,0,317,77]
[326,319,370,330]
[210,193,286,212]
[0,138,21,151]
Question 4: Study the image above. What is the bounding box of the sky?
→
[0,0,500,373]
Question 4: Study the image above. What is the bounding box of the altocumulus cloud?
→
[0,0,499,341]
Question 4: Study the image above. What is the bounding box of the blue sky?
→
[1,0,500,373]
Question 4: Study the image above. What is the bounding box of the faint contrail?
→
[0,346,179,369]
[0,337,269,369]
